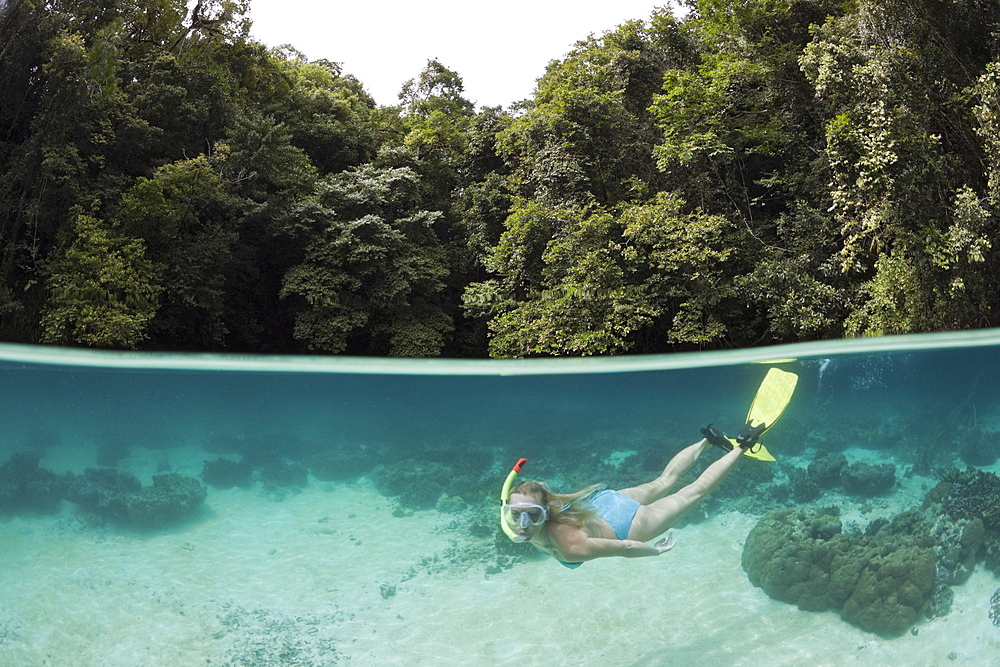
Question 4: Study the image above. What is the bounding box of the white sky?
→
[247,1,676,108]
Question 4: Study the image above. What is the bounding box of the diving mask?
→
[502,503,548,538]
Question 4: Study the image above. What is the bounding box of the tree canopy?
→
[2,0,999,356]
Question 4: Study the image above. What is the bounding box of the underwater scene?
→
[2,333,1000,666]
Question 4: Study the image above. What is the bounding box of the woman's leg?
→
[617,439,712,505]
[626,446,743,542]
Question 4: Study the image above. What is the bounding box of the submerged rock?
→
[959,436,1000,467]
[841,461,896,497]
[125,473,207,528]
[370,459,451,510]
[66,468,205,528]
[65,467,142,521]
[923,467,1000,575]
[742,507,937,636]
[807,452,847,489]
[839,544,937,633]
[0,452,69,514]
[787,467,821,504]
[925,467,1000,531]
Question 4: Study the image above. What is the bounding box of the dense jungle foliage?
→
[2,0,999,357]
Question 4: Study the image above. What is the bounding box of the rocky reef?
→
[799,452,897,498]
[64,467,142,521]
[368,445,497,512]
[959,432,1000,467]
[840,461,896,497]
[66,468,206,528]
[124,473,207,527]
[0,452,69,514]
[370,459,455,510]
[922,466,1000,575]
[806,452,847,489]
[0,452,209,529]
[743,466,1000,636]
[742,507,938,636]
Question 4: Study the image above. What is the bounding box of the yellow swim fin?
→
[726,368,798,461]
[747,368,798,433]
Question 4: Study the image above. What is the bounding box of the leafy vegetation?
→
[2,0,999,356]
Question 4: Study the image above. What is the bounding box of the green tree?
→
[465,193,733,356]
[0,0,254,342]
[41,211,161,348]
[399,58,475,160]
[265,48,377,177]
[280,165,452,355]
[652,0,852,342]
[113,154,245,348]
[800,0,1000,334]
[456,107,515,260]
[468,12,735,356]
[497,11,689,208]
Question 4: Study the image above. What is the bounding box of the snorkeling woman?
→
[501,426,760,567]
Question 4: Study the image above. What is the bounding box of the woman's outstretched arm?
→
[548,522,676,561]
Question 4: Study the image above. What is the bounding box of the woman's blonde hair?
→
[511,479,603,528]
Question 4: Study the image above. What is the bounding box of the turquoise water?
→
[3,335,998,481]
[2,332,1000,665]
[4,332,996,465]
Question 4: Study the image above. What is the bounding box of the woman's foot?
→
[700,424,733,451]
[736,421,767,450]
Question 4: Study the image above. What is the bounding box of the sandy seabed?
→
[2,452,1000,667]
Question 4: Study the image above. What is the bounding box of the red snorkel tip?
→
[513,458,528,473]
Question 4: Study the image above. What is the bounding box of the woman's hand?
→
[653,532,677,554]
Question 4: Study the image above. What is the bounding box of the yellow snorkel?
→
[500,458,529,541]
